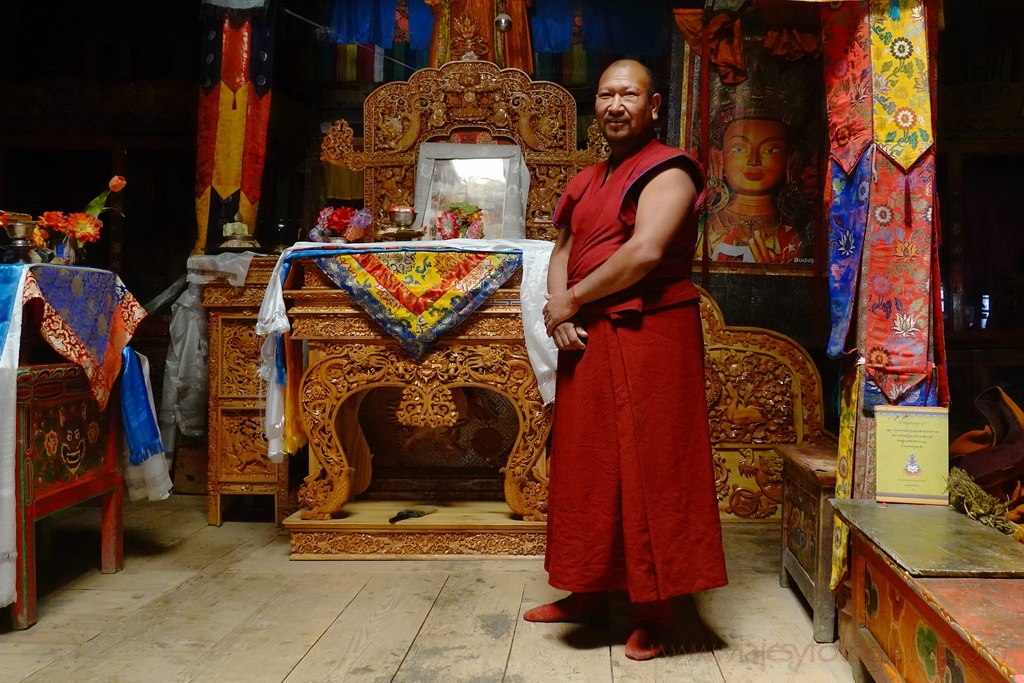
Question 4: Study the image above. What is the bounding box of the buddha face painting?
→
[722,117,789,197]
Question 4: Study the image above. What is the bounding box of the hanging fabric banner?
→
[869,0,932,171]
[821,1,872,174]
[194,9,275,253]
[830,361,862,590]
[862,149,936,403]
[826,148,872,358]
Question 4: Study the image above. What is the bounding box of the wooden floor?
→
[0,495,855,682]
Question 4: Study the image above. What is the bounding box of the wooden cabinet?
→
[201,257,290,525]
[778,443,838,643]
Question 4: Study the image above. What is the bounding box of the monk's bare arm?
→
[543,165,697,332]
[547,227,571,295]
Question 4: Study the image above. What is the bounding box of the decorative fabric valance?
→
[314,249,522,358]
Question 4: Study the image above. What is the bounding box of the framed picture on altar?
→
[412,142,529,240]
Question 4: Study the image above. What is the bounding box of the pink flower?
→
[465,221,484,239]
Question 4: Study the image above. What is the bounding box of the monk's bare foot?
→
[625,622,666,660]
[523,591,607,623]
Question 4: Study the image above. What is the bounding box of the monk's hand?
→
[551,321,588,350]
[543,290,579,336]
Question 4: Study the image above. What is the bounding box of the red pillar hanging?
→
[194,2,275,253]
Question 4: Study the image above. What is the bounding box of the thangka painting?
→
[684,2,825,273]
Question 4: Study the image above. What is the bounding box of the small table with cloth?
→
[0,264,146,628]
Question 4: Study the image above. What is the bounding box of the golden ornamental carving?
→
[723,448,783,519]
[290,315,382,339]
[696,284,833,448]
[297,341,550,521]
[396,384,460,428]
[712,450,730,501]
[320,60,605,240]
[219,320,263,398]
[291,531,546,556]
[219,413,272,478]
[451,12,489,61]
[201,286,266,308]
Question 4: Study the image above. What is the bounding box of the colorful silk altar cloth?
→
[22,265,146,410]
[256,239,557,460]
[314,250,522,358]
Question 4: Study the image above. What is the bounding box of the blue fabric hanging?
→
[120,347,166,466]
[581,0,612,54]
[530,0,574,53]
[580,0,663,57]
[826,149,872,359]
[329,0,397,48]
[407,0,435,52]
[0,265,26,363]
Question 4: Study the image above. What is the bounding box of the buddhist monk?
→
[527,59,728,661]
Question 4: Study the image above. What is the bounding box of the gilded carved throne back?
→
[321,60,606,241]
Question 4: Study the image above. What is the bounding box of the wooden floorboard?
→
[285,571,446,683]
[504,575,612,683]
[392,572,524,682]
[0,496,855,682]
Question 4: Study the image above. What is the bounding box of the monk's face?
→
[595,62,660,148]
[722,118,789,196]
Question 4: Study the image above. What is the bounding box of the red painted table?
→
[5,265,145,629]
[12,363,123,629]
[834,500,1024,683]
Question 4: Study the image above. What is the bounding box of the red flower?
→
[108,175,126,193]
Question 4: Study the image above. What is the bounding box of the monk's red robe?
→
[545,138,728,603]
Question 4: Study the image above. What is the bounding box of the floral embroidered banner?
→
[869,0,933,171]
[314,250,522,357]
[830,362,861,590]
[861,150,935,402]
[821,1,873,174]
[826,148,872,358]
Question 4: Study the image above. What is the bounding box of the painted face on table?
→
[722,117,790,196]
[595,61,660,148]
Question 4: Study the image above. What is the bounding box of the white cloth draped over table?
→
[256,238,557,461]
[0,266,28,607]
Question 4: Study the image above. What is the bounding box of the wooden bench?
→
[777,443,839,643]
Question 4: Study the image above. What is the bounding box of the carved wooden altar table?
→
[279,248,551,557]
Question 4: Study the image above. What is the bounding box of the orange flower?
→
[37,211,68,231]
[108,175,126,193]
[30,226,50,248]
[62,212,103,243]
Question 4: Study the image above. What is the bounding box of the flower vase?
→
[55,236,81,265]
